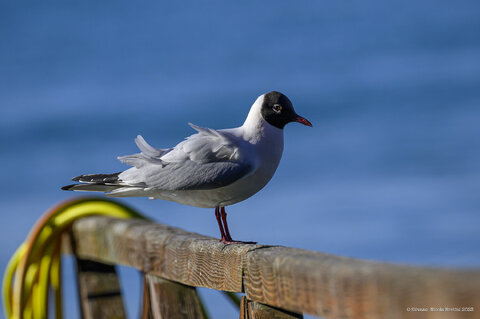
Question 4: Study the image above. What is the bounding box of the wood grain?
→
[243,247,480,319]
[72,216,258,292]
[74,259,126,319]
[69,231,127,319]
[146,274,205,319]
[240,296,303,319]
[71,216,480,319]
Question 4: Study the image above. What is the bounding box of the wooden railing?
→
[65,216,480,319]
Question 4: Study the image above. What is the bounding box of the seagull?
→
[62,91,312,244]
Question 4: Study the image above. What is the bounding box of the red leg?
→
[220,207,233,241]
[214,206,227,242]
[219,207,257,245]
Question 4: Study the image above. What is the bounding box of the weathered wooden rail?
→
[65,216,480,319]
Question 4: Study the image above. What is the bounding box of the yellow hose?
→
[2,197,149,319]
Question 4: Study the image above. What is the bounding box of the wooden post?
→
[74,258,126,319]
[69,231,127,319]
[145,274,205,319]
[141,274,154,319]
[240,296,303,319]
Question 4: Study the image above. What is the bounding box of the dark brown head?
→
[260,91,312,129]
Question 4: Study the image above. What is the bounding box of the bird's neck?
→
[242,96,284,144]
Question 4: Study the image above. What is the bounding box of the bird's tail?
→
[61,172,124,192]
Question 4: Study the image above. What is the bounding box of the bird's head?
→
[260,91,312,129]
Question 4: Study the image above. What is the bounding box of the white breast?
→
[214,117,284,206]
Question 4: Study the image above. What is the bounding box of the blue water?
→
[1,1,480,318]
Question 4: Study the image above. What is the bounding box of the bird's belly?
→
[150,163,277,208]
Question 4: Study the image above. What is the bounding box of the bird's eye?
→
[272,104,282,113]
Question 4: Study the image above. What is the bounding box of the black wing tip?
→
[62,184,77,191]
[71,172,121,183]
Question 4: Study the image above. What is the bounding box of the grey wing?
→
[117,124,256,190]
[136,159,254,190]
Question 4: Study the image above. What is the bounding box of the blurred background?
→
[1,1,479,318]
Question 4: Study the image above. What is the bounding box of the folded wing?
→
[117,123,255,191]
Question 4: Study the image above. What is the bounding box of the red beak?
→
[294,115,312,127]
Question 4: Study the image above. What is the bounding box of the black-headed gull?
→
[62,91,312,244]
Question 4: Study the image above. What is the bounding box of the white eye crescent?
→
[272,104,282,113]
